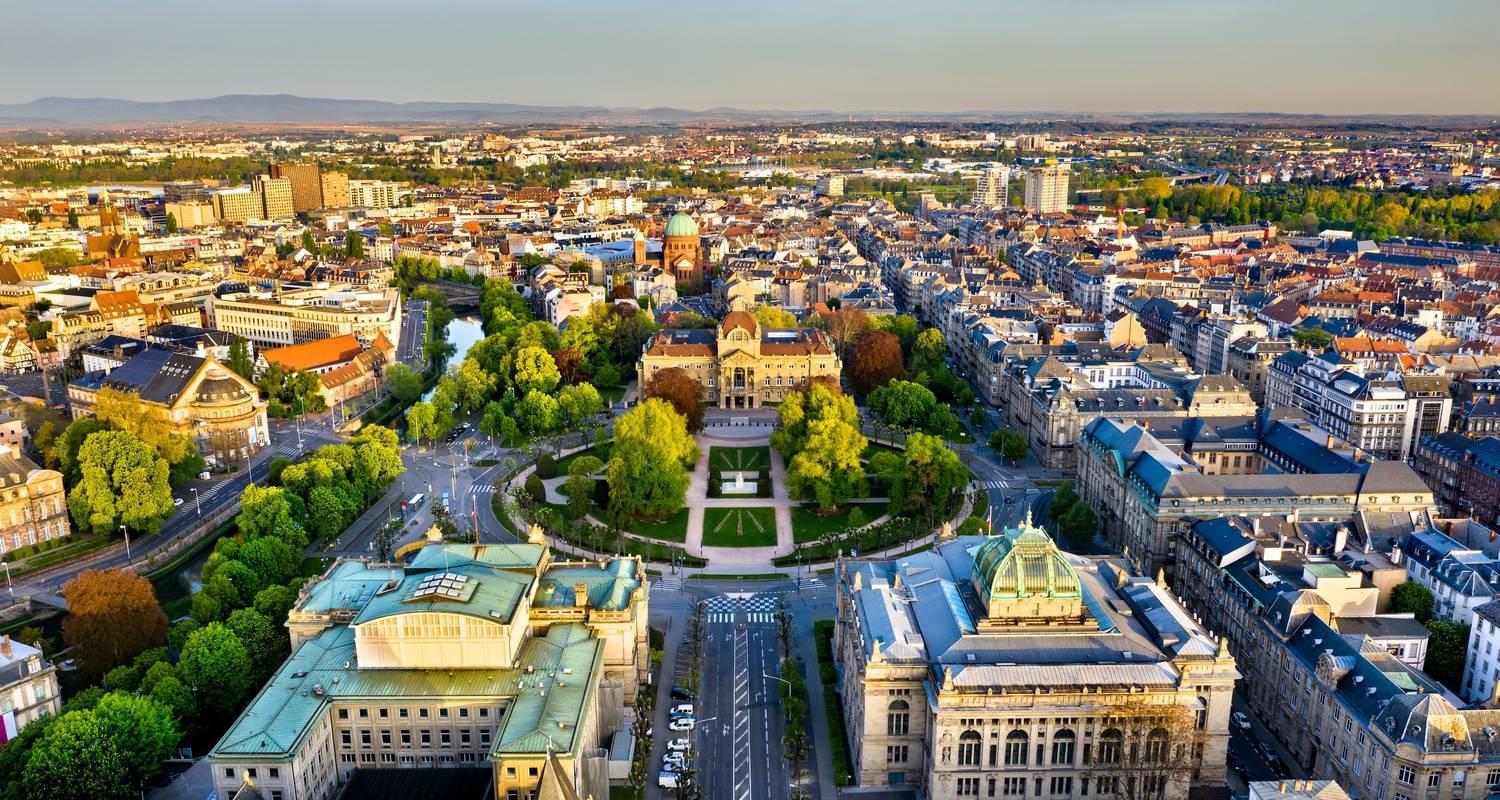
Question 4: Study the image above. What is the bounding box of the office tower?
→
[211,188,261,223]
[972,164,1010,208]
[269,162,324,212]
[320,171,350,208]
[815,174,845,197]
[1024,162,1070,214]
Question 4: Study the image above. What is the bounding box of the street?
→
[697,593,789,800]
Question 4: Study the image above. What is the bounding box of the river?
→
[421,315,483,401]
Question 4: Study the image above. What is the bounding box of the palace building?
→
[637,310,841,409]
[834,519,1240,800]
[210,541,649,800]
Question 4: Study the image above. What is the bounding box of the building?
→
[972,165,1010,208]
[212,188,264,224]
[633,212,705,285]
[163,200,217,229]
[1023,163,1069,214]
[270,162,325,212]
[255,175,295,221]
[209,541,648,800]
[833,521,1240,799]
[0,445,69,555]
[0,635,61,735]
[815,174,846,197]
[206,286,402,348]
[638,310,840,409]
[1249,780,1350,800]
[320,172,351,208]
[68,349,269,465]
[0,413,22,450]
[258,333,395,407]
[1265,350,1451,461]
[347,180,402,209]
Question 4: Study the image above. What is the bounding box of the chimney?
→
[1,635,11,659]
[574,583,589,609]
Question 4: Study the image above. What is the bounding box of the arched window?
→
[886,700,909,736]
[1097,728,1123,765]
[1143,727,1170,763]
[1004,730,1029,766]
[958,730,982,766]
[1051,729,1076,765]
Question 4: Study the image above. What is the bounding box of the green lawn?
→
[555,444,612,476]
[710,445,770,471]
[625,508,689,543]
[791,502,887,543]
[702,506,778,547]
[860,443,904,462]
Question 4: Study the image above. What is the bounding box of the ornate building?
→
[638,310,841,409]
[68,348,269,465]
[834,520,1240,800]
[0,445,69,555]
[633,212,704,285]
[210,541,649,800]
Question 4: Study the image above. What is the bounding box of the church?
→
[632,211,704,285]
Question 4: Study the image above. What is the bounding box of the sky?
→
[4,0,1497,115]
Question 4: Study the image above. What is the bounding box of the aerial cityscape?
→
[1,4,1499,800]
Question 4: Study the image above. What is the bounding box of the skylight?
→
[412,572,469,600]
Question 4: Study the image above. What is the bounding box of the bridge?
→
[28,592,68,612]
[428,280,482,307]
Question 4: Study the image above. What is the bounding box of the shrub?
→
[758,466,770,481]
[708,481,722,499]
[524,474,546,504]
[757,478,772,498]
[536,453,557,479]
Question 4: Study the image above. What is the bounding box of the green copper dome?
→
[971,515,1082,605]
[664,212,699,238]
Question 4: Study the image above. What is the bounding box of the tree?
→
[1425,619,1470,693]
[343,231,365,259]
[1293,326,1333,350]
[848,330,905,395]
[643,367,706,433]
[148,676,197,729]
[450,358,496,415]
[178,623,254,719]
[511,347,561,395]
[614,398,698,468]
[988,429,1028,464]
[880,433,967,523]
[235,485,305,548]
[384,362,424,403]
[405,401,438,445]
[820,307,869,360]
[163,212,178,234]
[1049,482,1080,521]
[238,536,299,586]
[300,229,317,252]
[867,380,938,430]
[913,327,947,374]
[785,415,868,511]
[226,608,289,685]
[752,305,798,329]
[93,387,194,466]
[1390,582,1436,623]
[225,336,254,380]
[773,382,858,459]
[91,692,179,790]
[253,584,298,622]
[20,711,129,800]
[607,436,689,521]
[556,383,604,430]
[1083,705,1206,800]
[52,416,102,485]
[1059,501,1098,548]
[62,569,168,680]
[515,390,560,436]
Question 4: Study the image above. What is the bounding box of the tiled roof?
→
[261,334,364,372]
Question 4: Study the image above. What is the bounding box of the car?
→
[1232,711,1251,731]
[670,687,696,702]
[1003,496,1016,505]
[663,754,686,768]
[173,497,184,507]
[668,718,695,732]
[657,774,679,789]
[669,703,694,716]
[666,738,690,753]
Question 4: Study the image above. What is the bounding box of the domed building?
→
[832,517,1240,798]
[632,210,705,285]
[637,309,841,409]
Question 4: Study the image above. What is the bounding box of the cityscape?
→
[1,5,1500,800]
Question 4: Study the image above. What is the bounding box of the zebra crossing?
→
[980,479,1022,490]
[704,594,782,625]
[653,575,684,592]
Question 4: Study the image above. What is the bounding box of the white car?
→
[173,497,184,507]
[668,717,695,732]
[666,738,690,753]
[658,774,679,789]
[1232,711,1251,731]
[669,703,694,717]
[663,754,686,768]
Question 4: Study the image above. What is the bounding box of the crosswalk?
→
[979,479,1026,490]
[654,576,684,592]
[704,594,783,624]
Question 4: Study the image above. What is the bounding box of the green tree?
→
[607,436,689,520]
[450,358,497,415]
[1293,326,1333,350]
[91,692,179,790]
[343,231,365,259]
[614,398,698,467]
[235,485,306,548]
[52,416,103,485]
[178,623,254,719]
[752,305,798,328]
[511,346,561,395]
[1423,620,1470,693]
[163,212,178,234]
[148,676,197,728]
[879,433,967,523]
[65,429,174,535]
[515,389,560,436]
[226,608,289,684]
[20,711,129,800]
[225,337,254,380]
[556,383,604,429]
[866,380,937,430]
[253,584,298,623]
[784,416,868,511]
[1049,482,1080,520]
[300,229,316,252]
[1058,502,1097,548]
[1389,582,1436,623]
[1000,430,1028,464]
[384,361,424,403]
[238,536,299,586]
[405,401,439,445]
[913,327,947,373]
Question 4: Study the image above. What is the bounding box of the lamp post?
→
[120,524,131,561]
[1,561,11,599]
[192,487,200,517]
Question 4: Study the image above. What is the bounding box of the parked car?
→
[658,774,679,789]
[666,738,690,753]
[663,754,686,769]
[671,687,696,702]
[1232,711,1251,731]
[669,704,694,717]
[668,718,695,732]
[173,497,184,507]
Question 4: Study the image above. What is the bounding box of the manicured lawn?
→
[626,508,689,543]
[702,506,778,547]
[790,502,887,543]
[860,443,904,462]
[709,445,770,471]
[555,444,611,476]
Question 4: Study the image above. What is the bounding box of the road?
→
[696,593,789,800]
[397,300,428,367]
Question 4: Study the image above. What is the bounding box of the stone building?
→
[0,445,69,555]
[210,542,648,800]
[638,310,840,409]
[632,212,705,286]
[834,521,1240,800]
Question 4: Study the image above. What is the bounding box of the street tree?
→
[62,569,168,681]
[405,401,439,446]
[556,383,604,430]
[178,623,254,719]
[785,416,868,511]
[874,433,967,524]
[384,362,424,403]
[67,429,175,536]
[515,389,560,436]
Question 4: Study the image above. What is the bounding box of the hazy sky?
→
[5,0,1497,114]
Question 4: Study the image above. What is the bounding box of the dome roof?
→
[972,515,1082,605]
[663,212,699,239]
[196,367,252,405]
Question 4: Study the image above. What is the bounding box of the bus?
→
[401,494,426,519]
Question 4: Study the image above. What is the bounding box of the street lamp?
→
[1,561,12,599]
[119,524,131,561]
[192,487,200,517]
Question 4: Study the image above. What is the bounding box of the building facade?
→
[1023,163,1070,214]
[638,310,840,409]
[0,445,69,555]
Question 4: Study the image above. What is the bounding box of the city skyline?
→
[2,0,1497,115]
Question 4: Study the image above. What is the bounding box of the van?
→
[657,773,679,789]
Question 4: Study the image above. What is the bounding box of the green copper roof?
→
[971,517,1082,604]
[533,561,643,611]
[663,212,699,238]
[492,625,603,755]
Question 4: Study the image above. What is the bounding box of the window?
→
[1004,731,1029,766]
[269,768,279,779]
[360,731,371,746]
[420,730,431,746]
[958,731,982,766]
[1051,730,1076,765]
[1143,728,1169,763]
[1050,777,1073,796]
[338,709,349,720]
[440,731,452,746]
[401,730,411,745]
[1003,778,1027,796]
[340,730,351,747]
[886,745,908,764]
[225,769,235,779]
[886,700,909,736]
[380,730,391,746]
[1398,765,1415,785]
[1428,774,1441,789]
[958,778,981,797]
[1097,729,1122,764]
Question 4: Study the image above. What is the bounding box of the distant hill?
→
[0,94,1491,127]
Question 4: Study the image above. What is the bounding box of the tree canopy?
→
[62,569,168,681]
[643,367,706,433]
